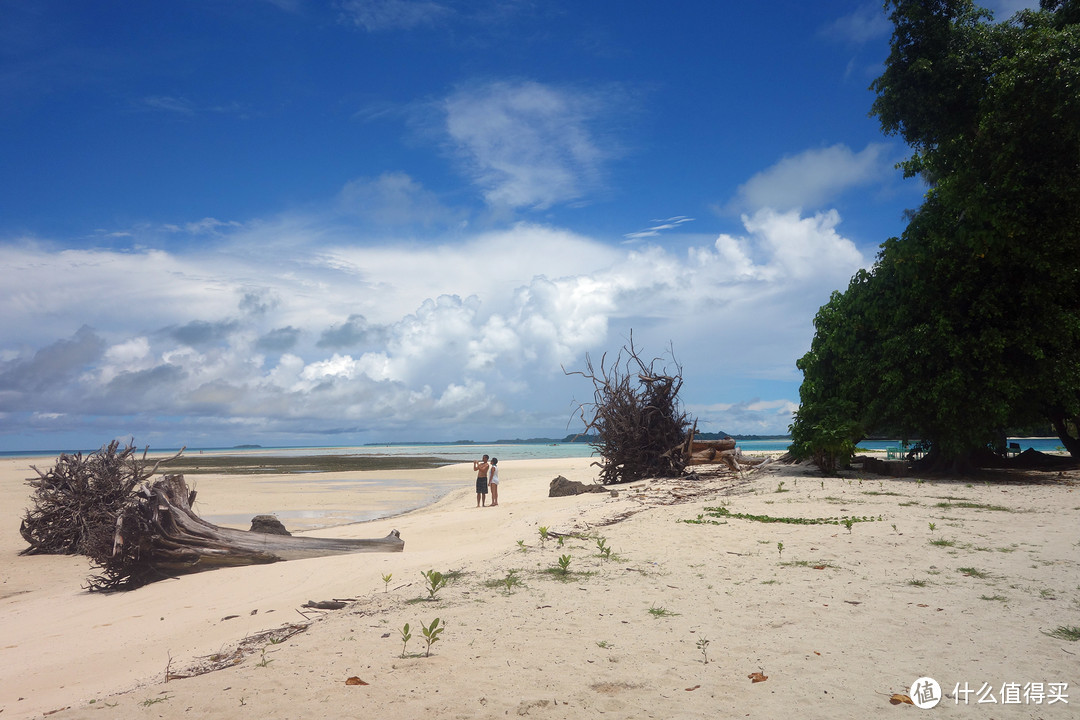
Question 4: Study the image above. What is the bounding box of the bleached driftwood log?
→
[94,473,403,590]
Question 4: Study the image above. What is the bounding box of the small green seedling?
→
[382,572,393,593]
[516,539,527,552]
[503,569,521,595]
[539,526,550,546]
[776,480,786,493]
[399,622,412,657]
[255,648,273,667]
[421,569,448,600]
[648,605,679,618]
[596,537,613,561]
[697,636,710,664]
[928,522,936,532]
[557,554,572,575]
[842,517,854,533]
[421,618,444,657]
[777,542,784,557]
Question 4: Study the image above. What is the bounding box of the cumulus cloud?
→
[728,143,892,214]
[442,80,613,209]
[0,208,868,445]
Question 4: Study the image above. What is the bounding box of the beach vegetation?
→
[696,636,710,664]
[421,618,444,656]
[421,569,448,600]
[483,569,523,595]
[557,554,572,574]
[399,623,412,657]
[789,0,1080,470]
[684,506,879,528]
[1045,626,1080,642]
[648,605,679,618]
[141,695,172,707]
[958,567,991,579]
[382,572,392,593]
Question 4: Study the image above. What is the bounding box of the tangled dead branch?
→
[19,441,404,592]
[566,335,692,484]
[20,440,182,557]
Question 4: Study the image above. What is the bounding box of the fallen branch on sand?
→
[20,442,404,591]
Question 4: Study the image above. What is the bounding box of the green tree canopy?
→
[792,0,1080,468]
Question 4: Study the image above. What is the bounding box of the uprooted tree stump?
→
[565,334,692,484]
[20,442,403,591]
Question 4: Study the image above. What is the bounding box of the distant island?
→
[363,432,791,447]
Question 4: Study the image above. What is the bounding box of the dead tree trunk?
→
[20,442,404,592]
[90,473,403,591]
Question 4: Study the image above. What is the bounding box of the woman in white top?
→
[487,457,500,506]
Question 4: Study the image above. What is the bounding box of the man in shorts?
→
[473,454,490,507]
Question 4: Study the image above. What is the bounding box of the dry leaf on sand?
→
[748,672,768,683]
[345,676,369,686]
[889,693,914,705]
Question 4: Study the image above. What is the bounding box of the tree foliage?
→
[792,0,1080,467]
[566,336,692,484]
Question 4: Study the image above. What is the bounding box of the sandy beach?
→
[2,452,1078,719]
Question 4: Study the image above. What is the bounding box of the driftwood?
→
[21,443,404,591]
[684,438,767,473]
[92,473,403,590]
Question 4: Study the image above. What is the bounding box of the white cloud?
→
[823,4,891,43]
[0,207,868,444]
[729,143,892,213]
[443,80,613,209]
[337,172,463,227]
[623,216,695,241]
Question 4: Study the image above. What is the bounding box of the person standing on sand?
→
[473,454,490,507]
[487,457,500,506]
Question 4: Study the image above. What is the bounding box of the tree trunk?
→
[91,473,403,590]
[1051,412,1080,459]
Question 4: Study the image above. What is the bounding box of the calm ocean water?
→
[1,437,1067,460]
[6,438,1068,530]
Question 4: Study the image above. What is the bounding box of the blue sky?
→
[0,0,1036,452]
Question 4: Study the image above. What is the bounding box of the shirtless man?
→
[473,454,490,507]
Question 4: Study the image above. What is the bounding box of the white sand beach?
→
[1,453,1078,719]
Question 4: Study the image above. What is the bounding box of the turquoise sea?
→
[1,436,1067,460]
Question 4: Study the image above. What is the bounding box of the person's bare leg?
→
[491,485,498,506]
